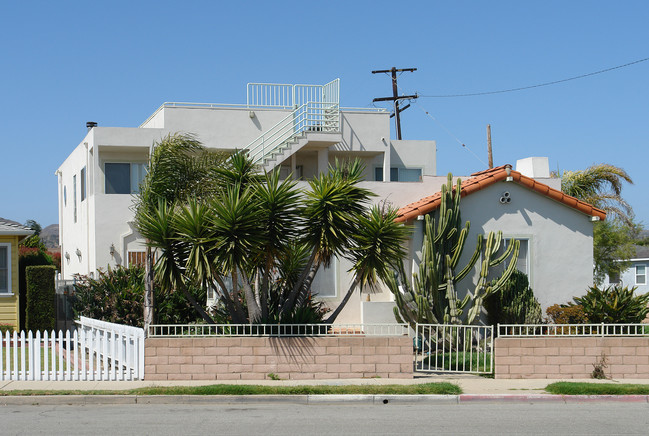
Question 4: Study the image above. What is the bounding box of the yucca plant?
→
[574,285,649,324]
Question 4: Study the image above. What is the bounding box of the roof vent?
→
[86,121,98,131]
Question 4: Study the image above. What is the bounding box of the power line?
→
[419,57,649,98]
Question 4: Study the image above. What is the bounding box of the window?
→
[311,262,337,298]
[73,175,77,223]
[487,238,530,278]
[375,167,422,182]
[608,271,621,284]
[105,163,147,194]
[0,244,11,294]
[128,251,146,267]
[636,265,646,285]
[80,167,87,201]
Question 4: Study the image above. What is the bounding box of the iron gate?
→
[415,324,494,374]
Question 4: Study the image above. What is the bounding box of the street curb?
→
[1,394,649,406]
[459,394,649,404]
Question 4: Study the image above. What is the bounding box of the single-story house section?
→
[0,220,33,330]
[604,245,649,294]
[395,161,607,312]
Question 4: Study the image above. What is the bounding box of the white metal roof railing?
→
[247,79,340,108]
[498,323,649,337]
[148,323,409,337]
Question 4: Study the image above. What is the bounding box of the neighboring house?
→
[0,221,33,330]
[604,245,649,294]
[394,160,607,312]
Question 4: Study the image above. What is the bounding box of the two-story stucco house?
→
[56,79,439,323]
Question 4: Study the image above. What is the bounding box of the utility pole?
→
[372,67,418,140]
[487,124,493,168]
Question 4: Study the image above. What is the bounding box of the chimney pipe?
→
[86,122,98,132]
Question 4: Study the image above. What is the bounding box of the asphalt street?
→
[2,402,649,435]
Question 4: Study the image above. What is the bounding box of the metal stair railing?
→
[245,101,339,166]
[244,79,340,167]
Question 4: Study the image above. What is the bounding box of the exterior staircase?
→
[244,79,342,171]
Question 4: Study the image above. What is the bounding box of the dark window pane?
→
[390,168,399,181]
[105,163,131,194]
[375,167,383,181]
[81,167,87,201]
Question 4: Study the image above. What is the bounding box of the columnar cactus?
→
[388,173,519,328]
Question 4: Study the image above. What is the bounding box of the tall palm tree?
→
[560,164,634,223]
[133,133,226,328]
[324,205,410,324]
[278,159,373,318]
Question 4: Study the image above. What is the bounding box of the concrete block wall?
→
[495,337,649,379]
[145,336,413,381]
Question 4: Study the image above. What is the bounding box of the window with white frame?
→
[311,262,337,298]
[105,163,148,194]
[487,238,530,279]
[636,264,646,285]
[0,244,11,294]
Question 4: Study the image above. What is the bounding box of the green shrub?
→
[485,270,543,325]
[72,265,206,327]
[18,246,54,331]
[545,304,589,324]
[0,323,15,334]
[25,265,56,331]
[574,285,649,324]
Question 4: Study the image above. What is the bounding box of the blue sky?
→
[1,1,648,228]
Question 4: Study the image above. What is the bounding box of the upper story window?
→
[0,244,10,294]
[73,175,77,223]
[105,163,148,194]
[375,167,422,182]
[636,265,646,285]
[80,167,87,201]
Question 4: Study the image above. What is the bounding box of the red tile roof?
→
[395,165,607,223]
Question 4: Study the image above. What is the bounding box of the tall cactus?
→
[388,173,519,328]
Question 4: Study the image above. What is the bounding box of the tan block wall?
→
[495,337,649,379]
[145,336,413,381]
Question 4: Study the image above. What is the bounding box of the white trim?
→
[635,264,646,286]
[0,243,11,294]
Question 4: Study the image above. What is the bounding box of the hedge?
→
[25,265,56,331]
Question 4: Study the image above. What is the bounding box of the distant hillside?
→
[40,224,59,249]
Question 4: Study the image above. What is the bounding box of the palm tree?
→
[133,133,226,328]
[560,164,634,223]
[278,159,373,318]
[324,205,411,324]
[138,149,410,325]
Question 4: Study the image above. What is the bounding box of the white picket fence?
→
[0,318,145,381]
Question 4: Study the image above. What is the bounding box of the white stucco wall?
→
[405,181,596,313]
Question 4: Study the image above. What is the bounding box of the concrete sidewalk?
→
[1,375,648,395]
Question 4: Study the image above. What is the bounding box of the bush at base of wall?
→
[25,265,56,331]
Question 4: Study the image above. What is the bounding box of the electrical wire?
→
[418,57,649,98]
